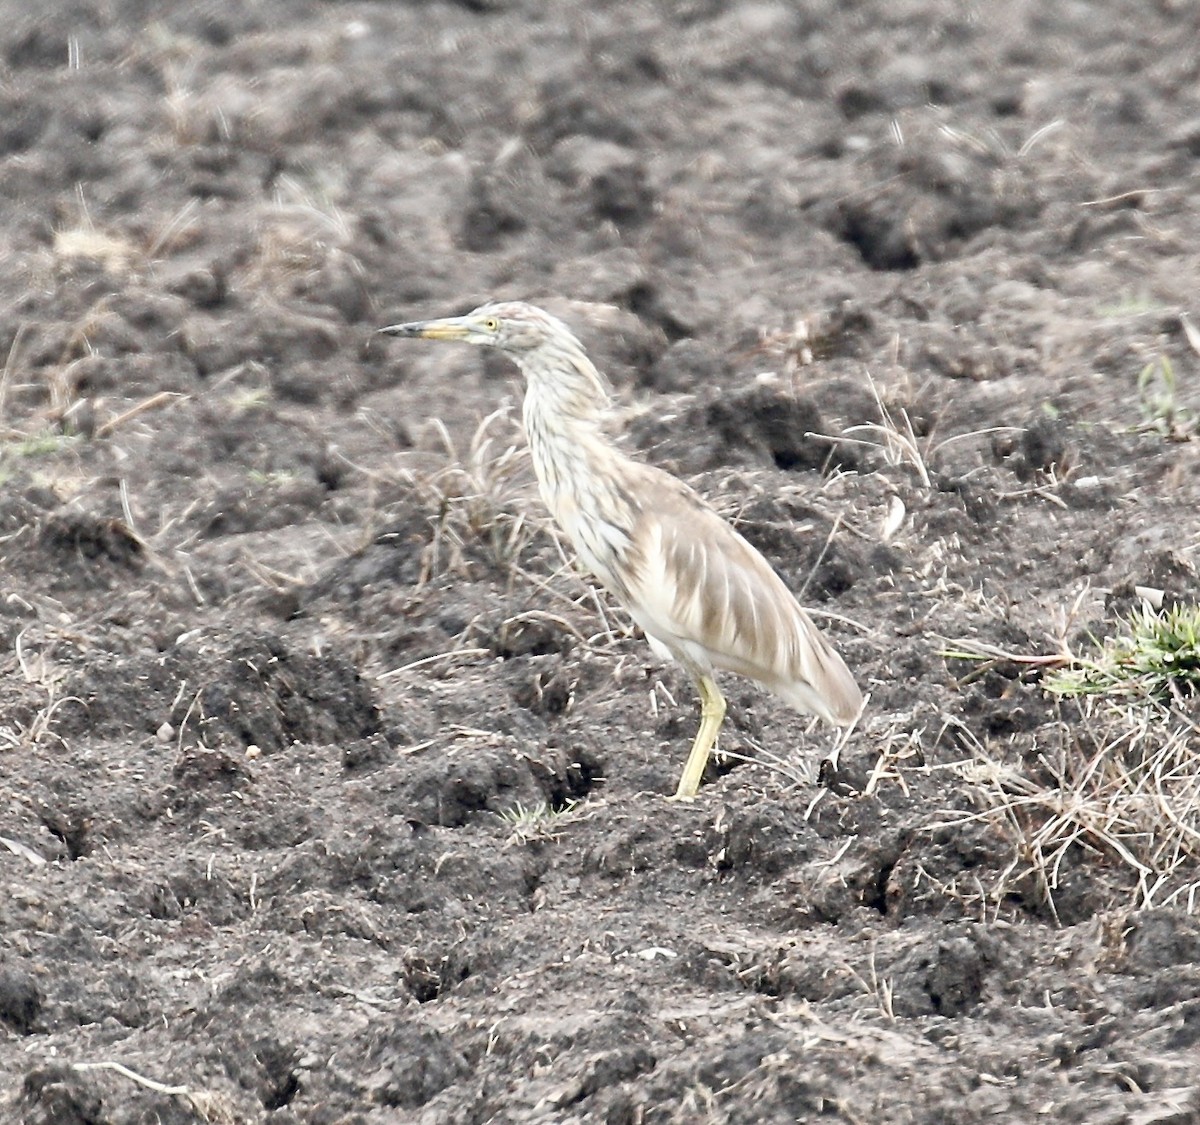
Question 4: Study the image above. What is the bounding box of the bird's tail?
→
[777,634,863,726]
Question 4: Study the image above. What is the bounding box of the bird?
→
[380,300,862,798]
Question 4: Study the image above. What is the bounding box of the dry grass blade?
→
[939,637,1067,667]
[1181,313,1200,360]
[934,706,1200,918]
[72,1061,191,1097]
[804,371,932,487]
[379,647,492,680]
[382,409,639,670]
[839,417,932,488]
[939,635,1068,688]
[0,834,48,866]
[714,692,867,787]
[0,322,30,421]
[96,391,187,438]
[402,407,544,582]
[71,1061,237,1123]
[716,742,818,788]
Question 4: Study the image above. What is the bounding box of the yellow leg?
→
[671,675,727,800]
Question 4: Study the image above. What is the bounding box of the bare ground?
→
[3,1,1200,1122]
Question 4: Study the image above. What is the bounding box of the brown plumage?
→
[381,300,862,797]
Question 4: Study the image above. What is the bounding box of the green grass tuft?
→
[1136,354,1194,439]
[1046,603,1200,702]
[497,799,579,845]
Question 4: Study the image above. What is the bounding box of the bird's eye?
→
[482,317,499,332]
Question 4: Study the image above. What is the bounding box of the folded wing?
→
[620,471,862,725]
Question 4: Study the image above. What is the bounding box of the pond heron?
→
[381,301,862,798]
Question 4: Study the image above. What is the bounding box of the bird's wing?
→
[619,468,862,724]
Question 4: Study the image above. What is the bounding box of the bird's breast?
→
[546,485,634,591]
[528,439,636,597]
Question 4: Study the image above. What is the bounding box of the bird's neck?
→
[519,344,610,446]
[516,346,638,591]
[517,348,623,513]
[517,341,609,426]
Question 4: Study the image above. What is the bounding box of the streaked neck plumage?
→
[512,334,638,590]
[516,336,615,496]
[516,334,609,429]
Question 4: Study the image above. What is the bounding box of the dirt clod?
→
[4,2,1200,1122]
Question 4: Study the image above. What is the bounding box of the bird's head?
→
[379,300,564,356]
[381,299,611,415]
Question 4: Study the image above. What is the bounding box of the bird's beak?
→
[377,315,473,341]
